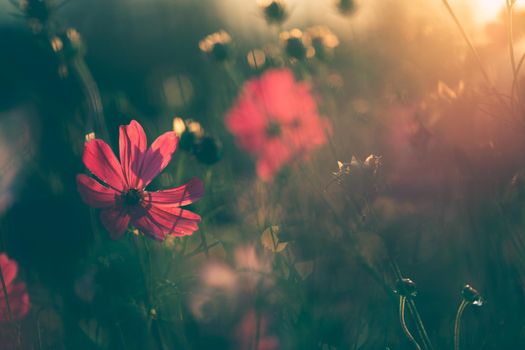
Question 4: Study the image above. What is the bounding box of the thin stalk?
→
[454,300,468,350]
[390,260,433,350]
[133,236,167,350]
[399,296,422,350]
[72,58,110,144]
[440,0,505,107]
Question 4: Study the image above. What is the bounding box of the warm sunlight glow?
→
[472,0,525,23]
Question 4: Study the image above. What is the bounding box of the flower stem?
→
[399,296,422,350]
[391,260,433,350]
[72,57,111,144]
[454,299,468,350]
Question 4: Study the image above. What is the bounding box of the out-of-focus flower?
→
[306,26,339,59]
[199,31,232,62]
[172,117,222,165]
[51,28,84,57]
[235,309,279,350]
[257,0,288,25]
[51,28,85,77]
[173,117,204,152]
[18,0,51,32]
[74,268,98,303]
[363,154,382,174]
[336,0,357,15]
[0,254,30,321]
[226,68,331,181]
[191,245,274,321]
[76,120,204,240]
[194,136,222,165]
[280,29,313,60]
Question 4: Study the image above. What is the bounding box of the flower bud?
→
[199,31,232,62]
[20,0,50,29]
[194,136,222,165]
[461,284,483,306]
[336,0,357,15]
[258,0,288,25]
[395,278,417,297]
[51,28,84,60]
[280,29,312,60]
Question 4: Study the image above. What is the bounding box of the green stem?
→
[454,300,468,350]
[391,261,433,350]
[399,296,422,350]
[72,58,110,144]
[133,236,166,350]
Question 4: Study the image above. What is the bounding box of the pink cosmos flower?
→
[76,120,204,240]
[226,68,331,181]
[0,254,30,322]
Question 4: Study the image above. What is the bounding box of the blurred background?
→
[1,0,525,349]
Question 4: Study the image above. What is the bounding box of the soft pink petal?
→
[100,208,131,240]
[145,177,204,207]
[76,174,118,208]
[133,204,201,240]
[119,120,147,188]
[136,132,178,188]
[0,282,30,321]
[253,68,298,122]
[83,139,126,191]
[0,254,17,289]
[256,139,293,181]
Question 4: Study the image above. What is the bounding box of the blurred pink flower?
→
[226,68,331,181]
[76,120,204,240]
[0,254,30,322]
[235,309,279,350]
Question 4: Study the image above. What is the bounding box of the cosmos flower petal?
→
[226,68,329,181]
[256,139,293,181]
[100,208,131,240]
[119,120,147,189]
[0,254,17,288]
[0,254,30,322]
[138,131,178,187]
[83,139,126,191]
[145,177,204,207]
[134,204,201,239]
[0,282,30,321]
[76,174,118,208]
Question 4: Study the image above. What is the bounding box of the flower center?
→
[266,121,282,138]
[121,188,143,207]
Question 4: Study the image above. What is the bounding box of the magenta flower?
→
[0,254,30,322]
[226,68,331,181]
[76,120,204,240]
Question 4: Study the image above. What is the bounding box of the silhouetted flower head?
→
[226,68,331,181]
[76,120,204,240]
[194,136,222,165]
[395,278,417,297]
[199,31,232,62]
[336,0,357,15]
[461,284,483,306]
[0,254,30,322]
[280,29,313,60]
[258,0,288,25]
[19,0,51,31]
